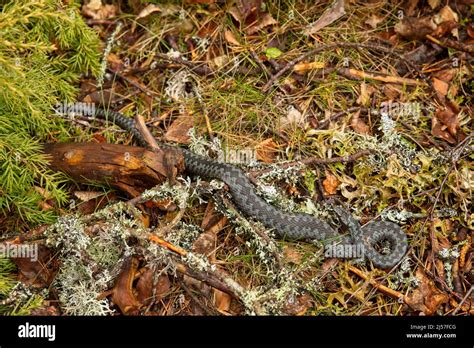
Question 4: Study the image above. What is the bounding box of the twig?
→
[250,149,372,179]
[249,50,274,79]
[107,67,158,98]
[173,258,235,297]
[349,265,406,302]
[146,233,265,314]
[134,114,162,151]
[337,68,423,86]
[452,286,474,315]
[262,42,431,93]
[317,106,367,129]
[179,280,217,315]
[426,35,474,54]
[154,53,213,76]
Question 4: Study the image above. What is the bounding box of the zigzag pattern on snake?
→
[92,108,407,268]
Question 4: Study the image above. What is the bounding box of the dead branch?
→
[42,142,183,197]
[262,42,426,92]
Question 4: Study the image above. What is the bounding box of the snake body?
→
[93,109,407,268]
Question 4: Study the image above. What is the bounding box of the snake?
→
[91,108,407,268]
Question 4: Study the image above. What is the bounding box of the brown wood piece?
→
[42,142,184,197]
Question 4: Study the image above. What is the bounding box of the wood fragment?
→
[42,142,184,197]
[349,265,406,302]
[337,68,423,86]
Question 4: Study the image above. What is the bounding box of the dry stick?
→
[317,106,366,129]
[417,134,473,274]
[337,68,424,86]
[179,280,217,316]
[153,52,265,78]
[154,53,213,75]
[262,42,426,92]
[134,114,162,151]
[172,259,235,297]
[426,35,474,54]
[249,50,274,79]
[107,68,158,98]
[452,286,474,315]
[147,233,265,314]
[348,265,406,302]
[191,85,215,142]
[250,149,372,180]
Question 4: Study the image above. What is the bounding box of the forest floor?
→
[1,0,473,316]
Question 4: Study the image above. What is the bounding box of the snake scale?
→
[92,108,407,268]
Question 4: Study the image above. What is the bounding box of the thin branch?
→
[250,149,373,179]
[349,265,406,302]
[262,42,428,92]
[452,286,474,315]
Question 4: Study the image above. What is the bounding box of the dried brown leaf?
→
[395,17,437,40]
[284,293,312,315]
[431,117,455,144]
[73,191,117,215]
[365,14,384,29]
[356,82,374,106]
[435,5,459,24]
[109,257,142,315]
[214,289,232,313]
[256,138,278,163]
[11,244,57,287]
[432,77,449,97]
[245,12,277,34]
[283,246,303,265]
[228,1,277,35]
[136,267,171,305]
[435,107,459,138]
[193,231,217,258]
[164,113,194,144]
[201,202,228,235]
[224,30,241,46]
[467,23,474,39]
[405,268,449,315]
[350,110,370,135]
[382,84,402,100]
[323,172,341,195]
[428,0,441,10]
[304,0,346,35]
[432,69,456,83]
[136,4,162,20]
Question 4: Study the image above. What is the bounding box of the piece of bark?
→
[42,143,184,197]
